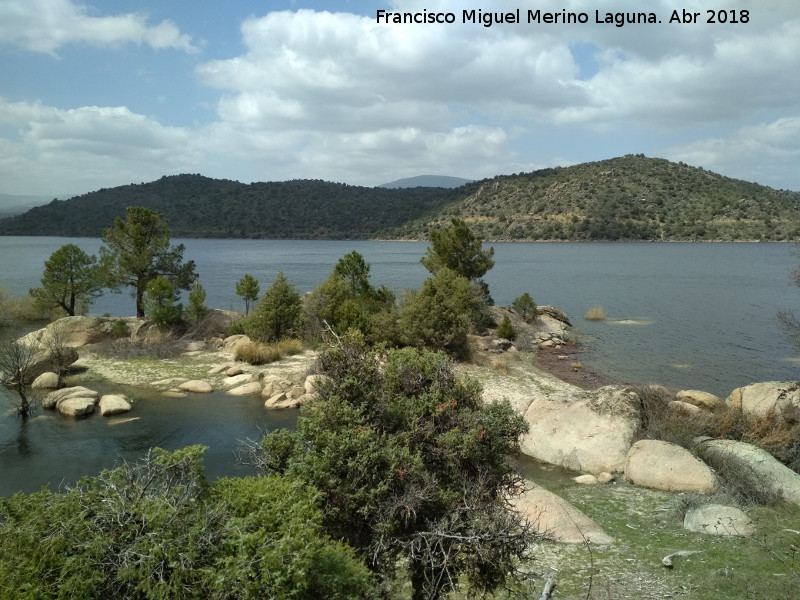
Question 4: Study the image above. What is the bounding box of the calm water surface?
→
[2,238,799,495]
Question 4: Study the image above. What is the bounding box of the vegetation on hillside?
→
[1,156,798,240]
[388,155,800,241]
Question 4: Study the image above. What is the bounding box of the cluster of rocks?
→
[507,379,800,543]
[37,381,131,418]
[480,305,577,353]
[149,366,327,410]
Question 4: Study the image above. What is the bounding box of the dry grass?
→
[235,339,303,365]
[584,306,606,321]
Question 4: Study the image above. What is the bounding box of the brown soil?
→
[533,346,621,390]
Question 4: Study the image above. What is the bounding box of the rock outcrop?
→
[694,437,800,504]
[725,381,800,419]
[518,385,640,474]
[42,386,99,410]
[31,372,60,389]
[625,440,717,493]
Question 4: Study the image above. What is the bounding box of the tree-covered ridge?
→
[0,175,460,239]
[389,155,800,241]
[2,156,799,240]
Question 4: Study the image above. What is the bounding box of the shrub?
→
[496,314,515,340]
[246,272,301,342]
[111,319,130,338]
[512,292,537,322]
[185,282,209,325]
[584,306,606,320]
[143,276,183,327]
[397,268,474,358]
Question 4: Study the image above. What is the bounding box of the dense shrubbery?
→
[241,271,301,343]
[0,446,371,600]
[256,339,539,600]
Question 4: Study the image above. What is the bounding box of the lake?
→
[2,238,799,495]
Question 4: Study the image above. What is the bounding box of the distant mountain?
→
[379,175,473,189]
[0,194,67,218]
[1,156,798,241]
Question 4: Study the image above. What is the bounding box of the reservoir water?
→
[2,238,799,495]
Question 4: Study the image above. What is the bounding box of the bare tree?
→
[0,338,42,417]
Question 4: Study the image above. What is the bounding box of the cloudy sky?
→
[0,0,798,203]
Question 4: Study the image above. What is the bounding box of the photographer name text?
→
[375,8,750,27]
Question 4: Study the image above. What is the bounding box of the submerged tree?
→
[259,339,540,599]
[0,338,41,417]
[100,207,195,317]
[29,243,103,316]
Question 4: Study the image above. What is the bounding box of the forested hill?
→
[385,155,800,241]
[2,156,799,240]
[0,176,461,239]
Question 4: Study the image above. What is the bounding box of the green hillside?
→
[387,155,800,241]
[0,175,459,239]
[1,156,799,240]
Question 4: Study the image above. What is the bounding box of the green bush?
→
[110,319,129,338]
[496,314,516,340]
[246,271,301,342]
[260,343,539,600]
[185,282,209,325]
[0,446,371,600]
[512,292,537,322]
[397,267,474,358]
[143,276,183,327]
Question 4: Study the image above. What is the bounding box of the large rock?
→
[221,373,254,388]
[625,440,717,493]
[42,386,99,410]
[99,394,132,416]
[684,504,756,537]
[222,335,252,355]
[676,390,724,411]
[58,397,96,417]
[227,382,263,396]
[178,380,213,393]
[31,372,60,389]
[725,381,800,419]
[19,316,116,348]
[694,437,800,504]
[518,385,640,474]
[511,484,613,544]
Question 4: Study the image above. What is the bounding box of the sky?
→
[0,0,798,204]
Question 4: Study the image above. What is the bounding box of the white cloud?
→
[666,117,800,189]
[0,98,198,194]
[0,0,196,55]
[3,2,800,195]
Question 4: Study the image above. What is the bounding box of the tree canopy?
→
[28,243,102,316]
[420,218,495,281]
[234,274,259,316]
[100,206,195,317]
